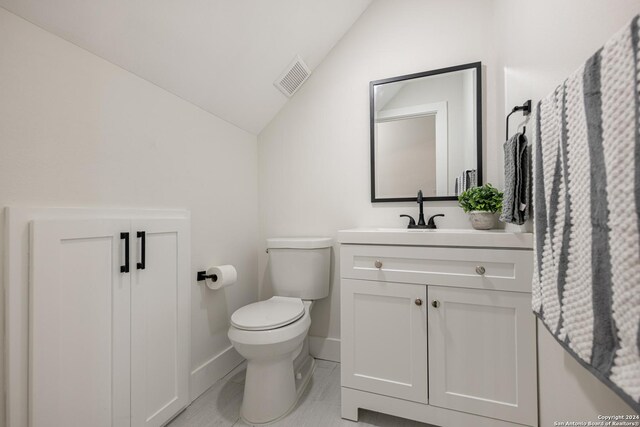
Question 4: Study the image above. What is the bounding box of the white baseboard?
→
[309,336,341,362]
[190,345,244,401]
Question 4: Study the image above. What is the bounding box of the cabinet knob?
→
[475,265,486,275]
[415,298,423,306]
[431,300,440,308]
[374,260,383,269]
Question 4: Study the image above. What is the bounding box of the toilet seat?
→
[231,296,305,331]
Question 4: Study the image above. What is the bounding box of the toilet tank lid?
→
[267,237,333,249]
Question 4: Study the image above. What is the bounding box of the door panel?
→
[428,286,537,426]
[29,219,131,427]
[341,279,427,403]
[131,219,189,427]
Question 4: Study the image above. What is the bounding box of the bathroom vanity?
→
[339,228,537,427]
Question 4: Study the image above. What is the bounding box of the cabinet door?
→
[341,279,427,403]
[428,286,537,426]
[30,219,131,427]
[131,219,190,427]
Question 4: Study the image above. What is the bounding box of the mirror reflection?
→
[371,62,482,201]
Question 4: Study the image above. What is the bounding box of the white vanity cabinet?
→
[339,229,537,427]
[341,279,427,403]
[427,285,536,425]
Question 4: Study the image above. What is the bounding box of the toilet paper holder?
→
[196,271,218,282]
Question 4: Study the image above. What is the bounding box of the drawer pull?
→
[432,300,440,308]
[374,260,383,269]
[475,265,486,275]
[415,298,423,306]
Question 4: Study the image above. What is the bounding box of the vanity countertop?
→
[338,228,533,249]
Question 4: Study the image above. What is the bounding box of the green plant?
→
[458,184,503,213]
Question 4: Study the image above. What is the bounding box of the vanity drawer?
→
[340,244,533,293]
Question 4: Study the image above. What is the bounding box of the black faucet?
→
[400,190,445,229]
[416,190,426,227]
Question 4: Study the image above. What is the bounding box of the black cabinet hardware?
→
[137,231,146,270]
[120,232,130,273]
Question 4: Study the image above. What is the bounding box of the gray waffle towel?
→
[500,132,530,225]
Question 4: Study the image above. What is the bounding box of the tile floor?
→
[168,360,432,427]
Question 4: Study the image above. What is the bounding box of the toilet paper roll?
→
[205,265,237,290]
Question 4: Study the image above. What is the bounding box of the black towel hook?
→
[506,100,532,140]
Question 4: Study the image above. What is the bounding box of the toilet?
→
[228,237,332,425]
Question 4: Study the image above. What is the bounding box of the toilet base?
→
[240,353,315,425]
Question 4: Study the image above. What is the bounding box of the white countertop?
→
[338,228,533,249]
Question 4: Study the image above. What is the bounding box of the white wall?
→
[493,0,639,422]
[0,7,259,423]
[257,0,638,420]
[257,0,498,357]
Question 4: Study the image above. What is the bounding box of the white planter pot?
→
[468,211,497,230]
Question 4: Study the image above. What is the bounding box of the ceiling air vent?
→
[274,55,311,97]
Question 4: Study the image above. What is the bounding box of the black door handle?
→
[137,231,146,270]
[120,232,130,273]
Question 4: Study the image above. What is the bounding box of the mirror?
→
[370,62,482,202]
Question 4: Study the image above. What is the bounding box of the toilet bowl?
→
[228,298,313,425]
[227,237,332,425]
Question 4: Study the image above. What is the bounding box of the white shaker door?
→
[30,219,132,427]
[428,285,537,426]
[341,279,427,403]
[130,218,190,427]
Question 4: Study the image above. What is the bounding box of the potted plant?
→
[458,184,503,230]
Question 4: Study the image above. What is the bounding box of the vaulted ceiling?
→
[0,0,371,134]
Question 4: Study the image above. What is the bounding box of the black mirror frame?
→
[370,61,483,203]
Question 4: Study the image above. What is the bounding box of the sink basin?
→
[338,227,533,248]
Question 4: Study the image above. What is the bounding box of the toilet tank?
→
[267,237,333,300]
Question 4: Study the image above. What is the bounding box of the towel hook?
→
[506,100,532,140]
